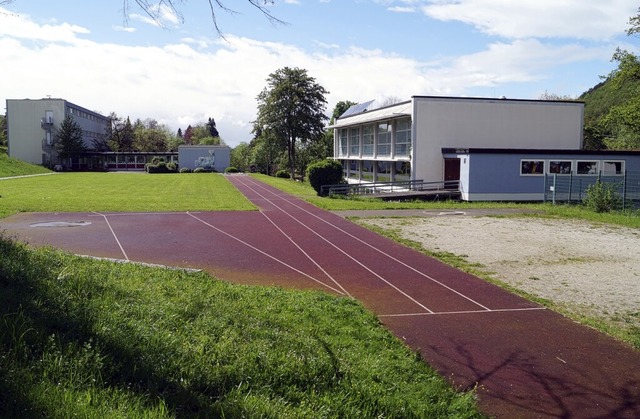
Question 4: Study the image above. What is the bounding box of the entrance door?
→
[444,158,460,188]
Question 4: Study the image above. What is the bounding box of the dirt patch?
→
[358,215,640,331]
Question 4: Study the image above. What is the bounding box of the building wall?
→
[447,150,640,201]
[178,145,231,172]
[412,97,584,183]
[6,98,109,166]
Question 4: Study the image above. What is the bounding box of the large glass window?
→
[549,160,572,174]
[362,160,374,181]
[602,160,624,175]
[394,118,411,156]
[376,161,391,182]
[520,160,544,175]
[348,160,360,180]
[377,122,391,156]
[395,161,411,182]
[577,161,598,175]
[339,129,348,156]
[349,127,360,156]
[362,125,374,156]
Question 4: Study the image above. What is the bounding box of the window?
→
[394,118,411,156]
[549,160,572,174]
[602,160,624,175]
[395,161,411,182]
[339,129,348,156]
[376,161,391,182]
[362,125,374,156]
[520,160,544,175]
[348,160,360,180]
[576,161,598,175]
[362,160,374,181]
[377,122,391,156]
[349,127,360,155]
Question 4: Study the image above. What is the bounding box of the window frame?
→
[520,159,545,176]
[576,161,599,175]
[602,160,625,176]
[548,160,573,175]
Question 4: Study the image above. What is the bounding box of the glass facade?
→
[376,123,391,156]
[394,118,411,156]
[362,124,374,156]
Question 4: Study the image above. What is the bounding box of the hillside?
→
[0,149,52,178]
[579,77,640,126]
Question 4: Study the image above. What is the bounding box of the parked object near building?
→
[6,98,110,169]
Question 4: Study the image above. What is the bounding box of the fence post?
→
[622,170,627,210]
[568,172,573,203]
[552,174,557,205]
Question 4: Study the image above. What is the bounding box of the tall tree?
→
[255,67,329,178]
[55,115,86,162]
[183,125,194,145]
[206,117,220,138]
[0,115,7,147]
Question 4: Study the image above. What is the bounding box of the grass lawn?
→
[0,151,52,178]
[0,172,255,219]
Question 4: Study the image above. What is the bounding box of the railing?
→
[320,179,459,196]
[544,171,640,209]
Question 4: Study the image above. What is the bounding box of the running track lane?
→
[0,174,638,418]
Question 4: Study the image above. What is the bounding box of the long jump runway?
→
[1,174,639,418]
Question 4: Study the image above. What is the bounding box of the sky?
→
[1,0,638,147]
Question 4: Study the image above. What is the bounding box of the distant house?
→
[6,98,110,169]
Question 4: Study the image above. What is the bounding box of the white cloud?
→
[420,0,638,40]
[0,6,619,147]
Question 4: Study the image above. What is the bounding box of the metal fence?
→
[543,171,640,209]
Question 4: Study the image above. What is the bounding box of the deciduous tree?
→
[255,67,328,178]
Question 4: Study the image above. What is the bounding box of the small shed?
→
[178,145,231,172]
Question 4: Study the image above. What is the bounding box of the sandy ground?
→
[357,213,640,331]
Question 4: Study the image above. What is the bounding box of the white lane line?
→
[92,212,129,261]
[231,176,433,313]
[241,177,491,312]
[186,212,347,296]
[378,307,547,318]
[259,211,353,298]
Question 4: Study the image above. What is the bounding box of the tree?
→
[133,118,171,152]
[255,67,329,178]
[0,115,7,147]
[230,141,252,171]
[183,125,194,145]
[537,90,575,101]
[206,117,220,138]
[55,115,86,163]
[120,0,285,36]
[106,114,135,152]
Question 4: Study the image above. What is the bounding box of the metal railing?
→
[320,179,459,196]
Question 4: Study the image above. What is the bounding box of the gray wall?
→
[178,145,231,172]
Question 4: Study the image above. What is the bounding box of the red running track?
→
[1,174,638,418]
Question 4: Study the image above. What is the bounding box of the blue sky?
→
[1,0,638,147]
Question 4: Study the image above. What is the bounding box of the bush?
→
[193,167,210,173]
[146,161,177,174]
[583,180,623,213]
[306,159,344,196]
[179,167,192,173]
[275,170,290,179]
[225,166,239,173]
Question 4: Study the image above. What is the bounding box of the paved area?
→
[0,175,638,418]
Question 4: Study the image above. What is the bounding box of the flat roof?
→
[442,147,640,156]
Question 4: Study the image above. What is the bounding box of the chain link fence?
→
[543,171,640,210]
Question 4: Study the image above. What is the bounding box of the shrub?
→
[225,166,239,173]
[275,170,290,179]
[146,161,178,174]
[151,156,165,165]
[306,159,344,196]
[179,167,191,173]
[583,180,623,213]
[166,162,178,172]
[193,167,210,173]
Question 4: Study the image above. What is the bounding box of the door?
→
[444,158,460,188]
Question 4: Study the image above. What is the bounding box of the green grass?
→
[0,236,483,418]
[0,151,52,178]
[0,172,255,219]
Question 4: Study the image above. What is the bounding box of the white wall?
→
[412,97,584,182]
[178,145,231,172]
